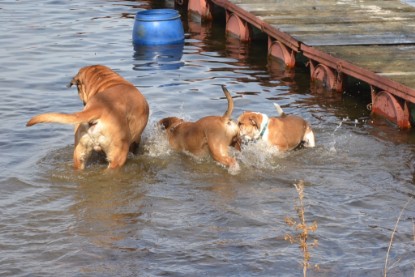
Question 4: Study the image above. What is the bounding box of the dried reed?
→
[285,180,318,277]
[384,197,412,277]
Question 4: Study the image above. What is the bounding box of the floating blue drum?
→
[133,9,185,45]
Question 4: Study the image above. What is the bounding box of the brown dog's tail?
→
[26,109,100,127]
[221,85,234,120]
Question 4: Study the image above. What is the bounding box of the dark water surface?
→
[1,0,415,276]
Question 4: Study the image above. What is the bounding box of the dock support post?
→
[310,62,343,92]
[188,0,212,21]
[371,89,411,128]
[225,11,250,41]
[268,37,295,68]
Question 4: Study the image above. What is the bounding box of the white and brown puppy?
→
[26,64,149,169]
[159,85,240,171]
[237,104,315,151]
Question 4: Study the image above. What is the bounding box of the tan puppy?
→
[159,85,240,171]
[237,104,315,151]
[26,65,149,169]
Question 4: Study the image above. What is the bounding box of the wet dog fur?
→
[237,103,315,152]
[26,65,149,169]
[159,85,240,171]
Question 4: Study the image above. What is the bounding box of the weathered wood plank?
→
[316,45,415,88]
[285,32,415,46]
[227,0,415,45]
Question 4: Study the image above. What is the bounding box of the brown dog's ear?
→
[249,116,259,128]
[158,118,171,130]
[67,79,74,88]
[159,117,182,130]
[67,77,77,88]
[248,113,264,129]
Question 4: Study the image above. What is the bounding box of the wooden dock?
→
[179,0,415,128]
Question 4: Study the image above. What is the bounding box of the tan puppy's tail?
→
[26,109,100,127]
[221,85,234,120]
[273,103,286,117]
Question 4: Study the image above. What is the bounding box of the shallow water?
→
[1,0,415,276]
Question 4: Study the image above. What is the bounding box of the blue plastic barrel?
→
[132,9,185,45]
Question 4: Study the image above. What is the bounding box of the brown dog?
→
[237,103,315,151]
[158,85,240,171]
[26,65,149,169]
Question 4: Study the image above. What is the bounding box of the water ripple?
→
[0,0,414,276]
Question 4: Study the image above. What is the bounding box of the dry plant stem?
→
[384,197,412,277]
[285,181,318,277]
[294,183,309,277]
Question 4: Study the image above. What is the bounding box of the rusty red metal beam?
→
[301,45,415,104]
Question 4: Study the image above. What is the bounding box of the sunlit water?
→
[1,0,415,276]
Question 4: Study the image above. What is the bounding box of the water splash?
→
[142,123,172,158]
[235,140,286,170]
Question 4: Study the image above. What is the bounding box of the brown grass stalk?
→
[384,197,412,277]
[285,180,318,277]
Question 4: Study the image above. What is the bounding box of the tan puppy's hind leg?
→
[303,127,315,148]
[212,153,237,168]
[208,142,240,174]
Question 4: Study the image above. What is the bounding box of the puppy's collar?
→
[259,119,268,138]
[257,114,269,139]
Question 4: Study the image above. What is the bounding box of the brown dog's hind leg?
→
[106,143,129,169]
[73,143,92,170]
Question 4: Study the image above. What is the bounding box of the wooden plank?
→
[227,0,415,46]
[315,45,415,89]
[284,32,415,46]
[234,0,415,16]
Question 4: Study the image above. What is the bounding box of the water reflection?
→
[132,43,185,70]
[267,56,295,80]
[71,172,145,250]
[187,19,210,41]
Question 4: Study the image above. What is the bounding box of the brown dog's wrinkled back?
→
[67,65,130,104]
[26,64,149,169]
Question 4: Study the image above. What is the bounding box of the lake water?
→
[1,0,414,276]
